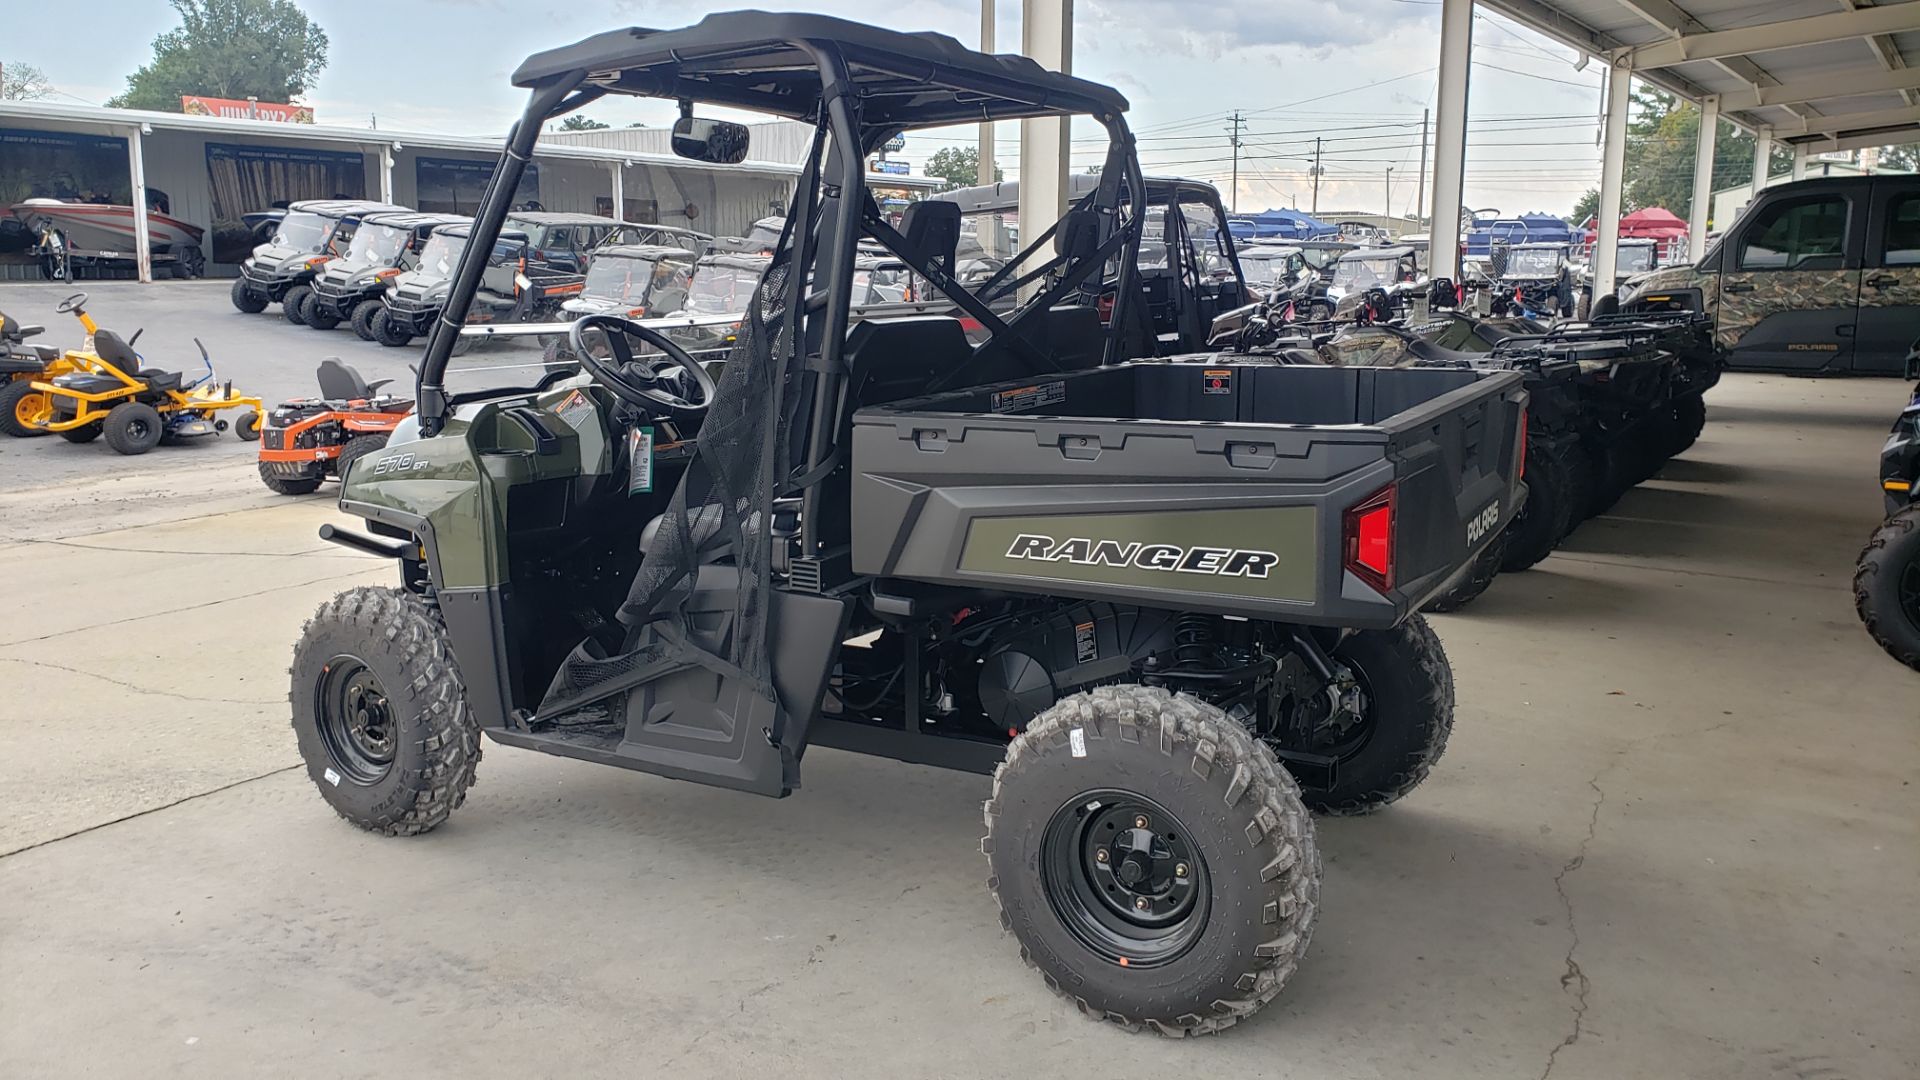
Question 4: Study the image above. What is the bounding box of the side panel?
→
[1715,184,1865,373]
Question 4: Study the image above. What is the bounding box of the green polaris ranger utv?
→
[292,13,1526,1036]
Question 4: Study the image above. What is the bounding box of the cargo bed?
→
[851,359,1528,629]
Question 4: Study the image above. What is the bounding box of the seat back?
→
[316,357,372,400]
[899,200,961,279]
[92,329,140,374]
[1055,209,1100,265]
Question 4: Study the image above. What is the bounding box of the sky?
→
[6,0,1619,221]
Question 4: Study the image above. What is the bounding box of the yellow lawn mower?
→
[24,292,263,455]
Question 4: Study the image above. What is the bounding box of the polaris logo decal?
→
[1004,534,1280,579]
[1466,501,1502,545]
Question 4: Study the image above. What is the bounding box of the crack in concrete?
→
[0,568,385,648]
[0,656,280,706]
[2,536,359,560]
[1538,774,1602,1080]
[0,765,300,860]
[1536,716,1739,1080]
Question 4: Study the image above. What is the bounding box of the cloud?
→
[1082,0,1438,57]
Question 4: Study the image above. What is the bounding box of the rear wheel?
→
[335,434,389,482]
[1667,394,1706,456]
[282,285,313,326]
[984,685,1319,1036]
[1500,440,1576,572]
[258,463,325,496]
[230,278,268,314]
[1278,616,1454,815]
[290,586,482,835]
[350,300,382,341]
[373,310,413,348]
[0,379,51,437]
[1854,506,1920,672]
[101,401,163,455]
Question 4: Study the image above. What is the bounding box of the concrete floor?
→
[0,340,1915,1077]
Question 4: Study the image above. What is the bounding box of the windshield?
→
[583,254,695,311]
[1617,245,1656,273]
[1507,249,1562,277]
[342,223,410,267]
[273,211,333,253]
[685,263,764,315]
[1332,257,1399,290]
[1240,248,1301,286]
[415,233,468,278]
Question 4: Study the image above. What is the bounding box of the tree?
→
[559,115,610,131]
[1,61,55,101]
[924,145,1002,192]
[1569,188,1599,225]
[107,0,327,112]
[1878,143,1920,172]
[1570,85,1794,231]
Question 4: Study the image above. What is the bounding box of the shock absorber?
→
[1171,613,1221,670]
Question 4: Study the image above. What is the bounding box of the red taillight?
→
[1343,484,1396,594]
[1517,409,1528,479]
[1096,291,1116,325]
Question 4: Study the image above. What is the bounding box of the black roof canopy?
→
[512,11,1129,129]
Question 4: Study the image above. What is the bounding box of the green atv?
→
[290,14,1525,1036]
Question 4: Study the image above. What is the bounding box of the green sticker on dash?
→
[628,425,654,495]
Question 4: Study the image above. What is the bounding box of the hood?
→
[391,270,451,302]
[562,295,629,316]
[318,260,390,288]
[1620,263,1701,304]
[247,244,324,274]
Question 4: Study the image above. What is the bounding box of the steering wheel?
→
[56,292,88,314]
[567,314,716,421]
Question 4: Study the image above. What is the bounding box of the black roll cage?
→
[412,35,1147,496]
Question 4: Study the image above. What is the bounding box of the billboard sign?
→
[870,159,910,176]
[181,96,315,124]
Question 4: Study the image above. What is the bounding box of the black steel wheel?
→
[984,685,1320,1036]
[290,586,481,835]
[101,401,163,455]
[314,657,398,785]
[1039,791,1210,969]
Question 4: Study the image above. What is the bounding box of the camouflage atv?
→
[288,14,1525,1036]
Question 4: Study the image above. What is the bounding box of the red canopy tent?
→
[1580,207,1690,262]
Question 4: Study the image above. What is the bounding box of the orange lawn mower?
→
[257,359,413,495]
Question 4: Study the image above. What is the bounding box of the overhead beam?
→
[1612,0,1821,124]
[1473,0,1720,113]
[1627,6,1920,70]
[1718,65,1920,111]
[1787,125,1920,154]
[1775,103,1920,135]
[1838,0,1917,108]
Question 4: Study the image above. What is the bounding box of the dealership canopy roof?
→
[1480,0,1920,150]
[0,100,803,180]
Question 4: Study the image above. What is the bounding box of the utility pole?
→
[1311,136,1322,215]
[1415,107,1428,226]
[1226,111,1245,212]
[978,0,995,188]
[1385,166,1394,224]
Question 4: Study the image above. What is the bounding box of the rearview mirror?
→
[672,116,750,165]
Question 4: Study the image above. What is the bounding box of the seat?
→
[91,328,141,374]
[315,357,389,400]
[898,200,961,279]
[0,357,44,376]
[138,369,183,394]
[843,316,966,408]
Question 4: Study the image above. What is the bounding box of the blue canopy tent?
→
[1464,212,1572,257]
[1227,208,1337,241]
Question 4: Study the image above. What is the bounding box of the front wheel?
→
[305,302,342,331]
[290,586,482,835]
[984,685,1320,1036]
[350,300,382,341]
[234,410,262,441]
[230,278,268,314]
[373,310,413,348]
[1276,616,1455,815]
[282,285,313,326]
[1854,506,1920,671]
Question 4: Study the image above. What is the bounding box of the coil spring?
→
[1172,614,1222,669]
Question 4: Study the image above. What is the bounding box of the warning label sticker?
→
[1202,369,1233,395]
[991,380,1067,414]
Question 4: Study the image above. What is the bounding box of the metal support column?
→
[1791,142,1809,180]
[1688,95,1719,261]
[1592,58,1632,300]
[609,161,625,220]
[978,0,995,190]
[1426,0,1473,281]
[1017,0,1072,297]
[379,144,395,204]
[127,126,152,284]
[1751,125,1774,195]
